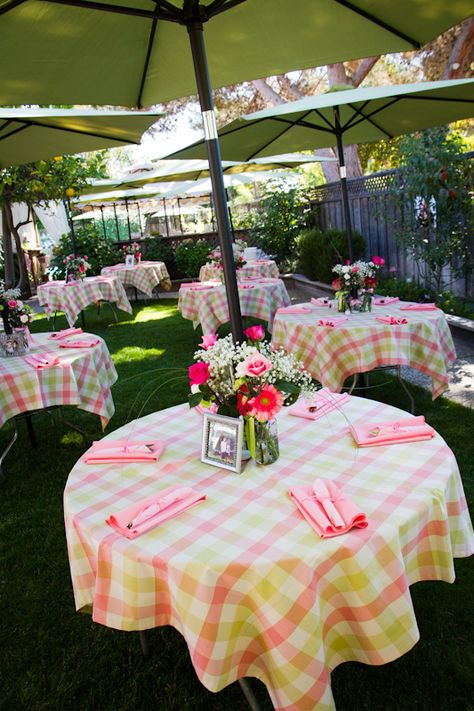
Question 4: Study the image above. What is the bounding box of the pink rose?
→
[189,362,210,386]
[242,352,272,378]
[244,324,265,342]
[199,333,217,350]
[372,256,385,266]
[352,266,358,273]
[79,264,85,273]
[83,255,88,260]
[7,300,17,308]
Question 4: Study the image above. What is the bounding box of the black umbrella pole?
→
[65,198,77,257]
[334,119,354,262]
[187,21,244,343]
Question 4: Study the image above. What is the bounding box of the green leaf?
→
[274,379,300,394]
[188,392,203,408]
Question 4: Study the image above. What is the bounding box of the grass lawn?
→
[0,299,472,711]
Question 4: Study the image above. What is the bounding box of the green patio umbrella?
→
[0,108,162,169]
[170,78,474,260]
[0,1,470,340]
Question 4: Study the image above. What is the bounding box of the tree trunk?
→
[442,17,474,78]
[326,64,362,180]
[2,209,15,288]
[4,201,32,297]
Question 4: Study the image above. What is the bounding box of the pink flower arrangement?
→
[63,255,90,281]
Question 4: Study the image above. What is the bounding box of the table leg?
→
[238,679,263,711]
[138,630,150,659]
[25,415,37,449]
[81,311,86,329]
[0,419,19,477]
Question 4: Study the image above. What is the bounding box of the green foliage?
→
[48,223,117,277]
[296,228,366,283]
[377,277,474,319]
[389,127,473,293]
[175,239,211,277]
[249,179,307,269]
[142,235,177,279]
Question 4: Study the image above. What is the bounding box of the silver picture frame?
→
[201,413,243,473]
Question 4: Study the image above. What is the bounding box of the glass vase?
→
[253,418,279,465]
[0,330,29,357]
[337,291,350,313]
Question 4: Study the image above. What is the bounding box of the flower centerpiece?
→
[0,284,34,355]
[121,242,142,263]
[63,254,90,282]
[188,325,316,465]
[208,240,246,278]
[332,257,384,312]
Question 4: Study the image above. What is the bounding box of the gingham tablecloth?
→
[271,301,457,399]
[101,261,171,295]
[178,278,290,333]
[37,276,132,327]
[199,260,279,282]
[0,332,117,428]
[64,398,474,711]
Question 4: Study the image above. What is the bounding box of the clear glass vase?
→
[253,418,279,465]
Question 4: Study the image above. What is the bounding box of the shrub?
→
[175,239,211,278]
[296,228,366,283]
[142,235,177,279]
[48,223,117,277]
[377,277,474,319]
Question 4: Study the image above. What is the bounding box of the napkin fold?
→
[59,338,101,348]
[376,315,408,325]
[106,485,206,539]
[311,297,332,307]
[288,390,350,421]
[24,353,60,369]
[276,305,312,314]
[351,416,435,447]
[50,327,83,340]
[84,439,164,463]
[289,480,367,538]
[372,296,399,305]
[318,316,348,327]
[190,284,215,291]
[181,282,206,289]
[399,303,438,311]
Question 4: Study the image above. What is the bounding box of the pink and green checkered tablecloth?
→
[178,279,290,333]
[0,332,117,428]
[64,398,473,710]
[37,276,132,327]
[101,261,171,295]
[199,260,279,282]
[271,301,456,399]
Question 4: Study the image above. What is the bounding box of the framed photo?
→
[201,413,243,473]
[125,254,135,267]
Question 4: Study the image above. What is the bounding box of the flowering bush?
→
[63,254,91,281]
[0,285,34,334]
[332,257,384,292]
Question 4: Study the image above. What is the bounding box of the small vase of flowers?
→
[0,285,34,356]
[332,257,384,312]
[188,325,316,465]
[63,254,90,282]
[121,242,142,264]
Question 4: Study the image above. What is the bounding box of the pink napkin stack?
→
[288,389,350,421]
[317,316,348,327]
[84,439,164,464]
[276,305,312,314]
[50,327,83,340]
[59,338,101,348]
[289,479,367,538]
[376,315,408,325]
[350,416,435,447]
[400,303,438,311]
[372,296,399,306]
[24,353,60,369]
[311,297,332,307]
[106,485,206,539]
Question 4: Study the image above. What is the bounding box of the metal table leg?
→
[138,630,150,659]
[0,419,19,477]
[238,679,263,711]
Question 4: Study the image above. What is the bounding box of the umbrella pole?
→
[100,206,107,239]
[65,198,77,257]
[177,197,184,233]
[162,198,170,237]
[124,197,132,242]
[136,201,144,236]
[225,188,235,241]
[333,108,354,262]
[187,20,244,342]
[113,203,120,240]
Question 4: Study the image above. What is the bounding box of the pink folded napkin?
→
[50,327,84,340]
[311,297,332,307]
[181,282,204,289]
[59,338,101,348]
[239,284,254,290]
[190,284,215,291]
[84,439,164,464]
[376,315,408,325]
[106,484,206,539]
[351,416,435,447]
[24,353,60,369]
[288,390,350,420]
[372,296,399,305]
[289,480,367,538]
[276,305,312,314]
[317,316,348,327]
[399,303,438,311]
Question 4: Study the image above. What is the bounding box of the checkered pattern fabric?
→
[64,398,474,711]
[178,279,290,333]
[272,302,456,399]
[37,276,132,327]
[199,260,279,282]
[0,333,117,428]
[101,261,171,295]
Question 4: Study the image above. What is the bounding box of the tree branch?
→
[442,17,474,79]
[350,56,380,87]
[251,79,286,106]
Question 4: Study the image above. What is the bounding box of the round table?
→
[101,261,171,296]
[64,398,473,711]
[37,276,132,327]
[271,300,456,399]
[178,278,290,333]
[199,259,279,282]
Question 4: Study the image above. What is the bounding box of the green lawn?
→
[0,300,472,711]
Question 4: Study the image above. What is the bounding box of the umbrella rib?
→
[341,99,401,138]
[0,123,30,142]
[42,0,181,22]
[401,94,474,104]
[2,118,142,145]
[0,0,27,17]
[332,0,421,48]
[207,0,248,18]
[244,111,315,160]
[137,17,158,109]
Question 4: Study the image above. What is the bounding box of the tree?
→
[0,153,105,291]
